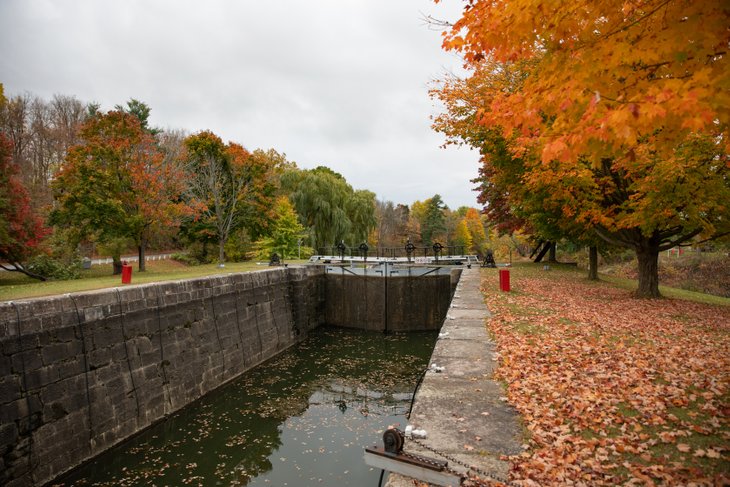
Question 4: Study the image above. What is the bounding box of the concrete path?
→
[386,267,522,486]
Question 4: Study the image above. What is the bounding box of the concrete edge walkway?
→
[385,267,522,486]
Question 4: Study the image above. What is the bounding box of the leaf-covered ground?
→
[481,265,729,486]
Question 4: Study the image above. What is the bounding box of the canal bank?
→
[386,267,522,486]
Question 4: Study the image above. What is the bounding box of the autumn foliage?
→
[440,0,728,160]
[52,111,195,271]
[0,133,50,278]
[182,131,282,266]
[435,0,730,297]
[482,267,729,485]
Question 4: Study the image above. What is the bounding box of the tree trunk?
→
[138,241,146,272]
[112,257,123,275]
[636,246,660,298]
[548,242,557,262]
[529,241,542,259]
[218,239,226,267]
[588,246,598,280]
[533,241,551,262]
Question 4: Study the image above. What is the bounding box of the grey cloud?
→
[0,0,479,208]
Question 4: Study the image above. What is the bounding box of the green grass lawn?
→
[0,259,307,302]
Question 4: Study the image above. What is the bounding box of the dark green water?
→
[55,327,436,486]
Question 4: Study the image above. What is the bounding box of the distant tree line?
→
[0,86,491,280]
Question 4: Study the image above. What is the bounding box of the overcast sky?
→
[0,0,480,209]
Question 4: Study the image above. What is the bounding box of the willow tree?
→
[282,166,376,250]
[347,189,377,244]
[435,0,729,297]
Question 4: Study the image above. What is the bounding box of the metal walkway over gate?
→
[309,242,479,266]
[309,254,479,266]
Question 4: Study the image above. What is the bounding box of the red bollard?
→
[499,269,510,292]
[121,264,132,284]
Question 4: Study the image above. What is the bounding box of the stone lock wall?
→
[0,266,324,487]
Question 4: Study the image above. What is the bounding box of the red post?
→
[499,269,510,292]
[121,264,132,284]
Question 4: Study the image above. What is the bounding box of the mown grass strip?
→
[0,260,306,301]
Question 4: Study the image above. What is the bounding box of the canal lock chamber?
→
[0,264,462,486]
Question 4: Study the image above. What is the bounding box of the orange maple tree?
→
[52,111,196,271]
[435,0,730,297]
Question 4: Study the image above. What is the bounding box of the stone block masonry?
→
[0,266,324,487]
